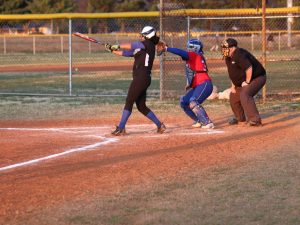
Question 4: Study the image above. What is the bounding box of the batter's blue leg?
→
[118,109,132,129]
[146,111,161,127]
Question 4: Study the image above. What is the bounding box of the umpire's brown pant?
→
[230,75,266,123]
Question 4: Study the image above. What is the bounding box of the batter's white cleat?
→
[192,122,202,128]
[201,122,215,129]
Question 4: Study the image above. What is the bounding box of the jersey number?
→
[145,53,149,67]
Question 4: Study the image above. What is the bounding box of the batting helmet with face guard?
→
[140,26,156,39]
[187,39,203,54]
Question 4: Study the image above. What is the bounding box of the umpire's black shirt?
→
[225,48,266,87]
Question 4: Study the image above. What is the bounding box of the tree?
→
[86,0,115,33]
[0,0,30,14]
[26,0,74,13]
[114,0,149,11]
[87,0,115,13]
[26,0,74,34]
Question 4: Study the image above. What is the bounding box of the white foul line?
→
[0,137,118,172]
[0,125,224,172]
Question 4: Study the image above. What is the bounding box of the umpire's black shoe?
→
[228,117,247,125]
[157,123,166,134]
[111,126,126,136]
[228,117,238,125]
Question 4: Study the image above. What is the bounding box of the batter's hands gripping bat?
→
[73,32,103,45]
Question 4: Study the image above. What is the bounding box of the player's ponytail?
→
[150,35,160,45]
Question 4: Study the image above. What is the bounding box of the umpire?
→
[221,38,267,126]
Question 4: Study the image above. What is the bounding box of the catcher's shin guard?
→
[189,101,211,125]
[180,97,198,122]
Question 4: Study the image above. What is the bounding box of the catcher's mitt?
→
[156,41,167,56]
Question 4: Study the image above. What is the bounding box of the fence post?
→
[159,0,165,101]
[68,19,72,96]
[187,16,190,41]
[251,33,254,51]
[61,36,64,54]
[33,36,36,55]
[278,32,281,51]
[3,36,6,54]
[287,0,293,48]
[262,0,267,103]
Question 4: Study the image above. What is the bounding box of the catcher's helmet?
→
[221,38,238,57]
[187,39,203,54]
[141,26,156,39]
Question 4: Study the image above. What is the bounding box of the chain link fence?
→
[160,3,300,100]
[0,16,159,97]
[0,3,299,101]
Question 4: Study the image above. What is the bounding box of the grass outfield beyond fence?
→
[0,47,299,97]
[0,66,299,97]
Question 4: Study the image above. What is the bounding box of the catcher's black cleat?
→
[157,122,166,134]
[111,126,126,136]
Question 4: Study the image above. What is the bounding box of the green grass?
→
[0,69,299,98]
[0,51,299,96]
[0,52,129,65]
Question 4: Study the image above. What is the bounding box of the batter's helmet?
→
[141,26,156,39]
[187,39,203,54]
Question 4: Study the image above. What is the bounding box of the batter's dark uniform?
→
[124,39,155,115]
[225,48,267,124]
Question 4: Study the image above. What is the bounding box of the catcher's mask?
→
[187,39,203,54]
[141,26,156,39]
[221,38,237,58]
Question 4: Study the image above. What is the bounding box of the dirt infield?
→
[0,109,299,224]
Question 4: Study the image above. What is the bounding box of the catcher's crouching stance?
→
[157,39,214,129]
[105,26,166,136]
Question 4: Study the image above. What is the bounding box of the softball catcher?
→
[105,26,166,136]
[157,39,214,129]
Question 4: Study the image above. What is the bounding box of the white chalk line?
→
[0,126,119,172]
[0,125,224,172]
[143,130,224,138]
[0,136,118,172]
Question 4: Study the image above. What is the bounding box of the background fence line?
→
[0,8,299,100]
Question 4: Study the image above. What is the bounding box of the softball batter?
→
[105,26,166,136]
